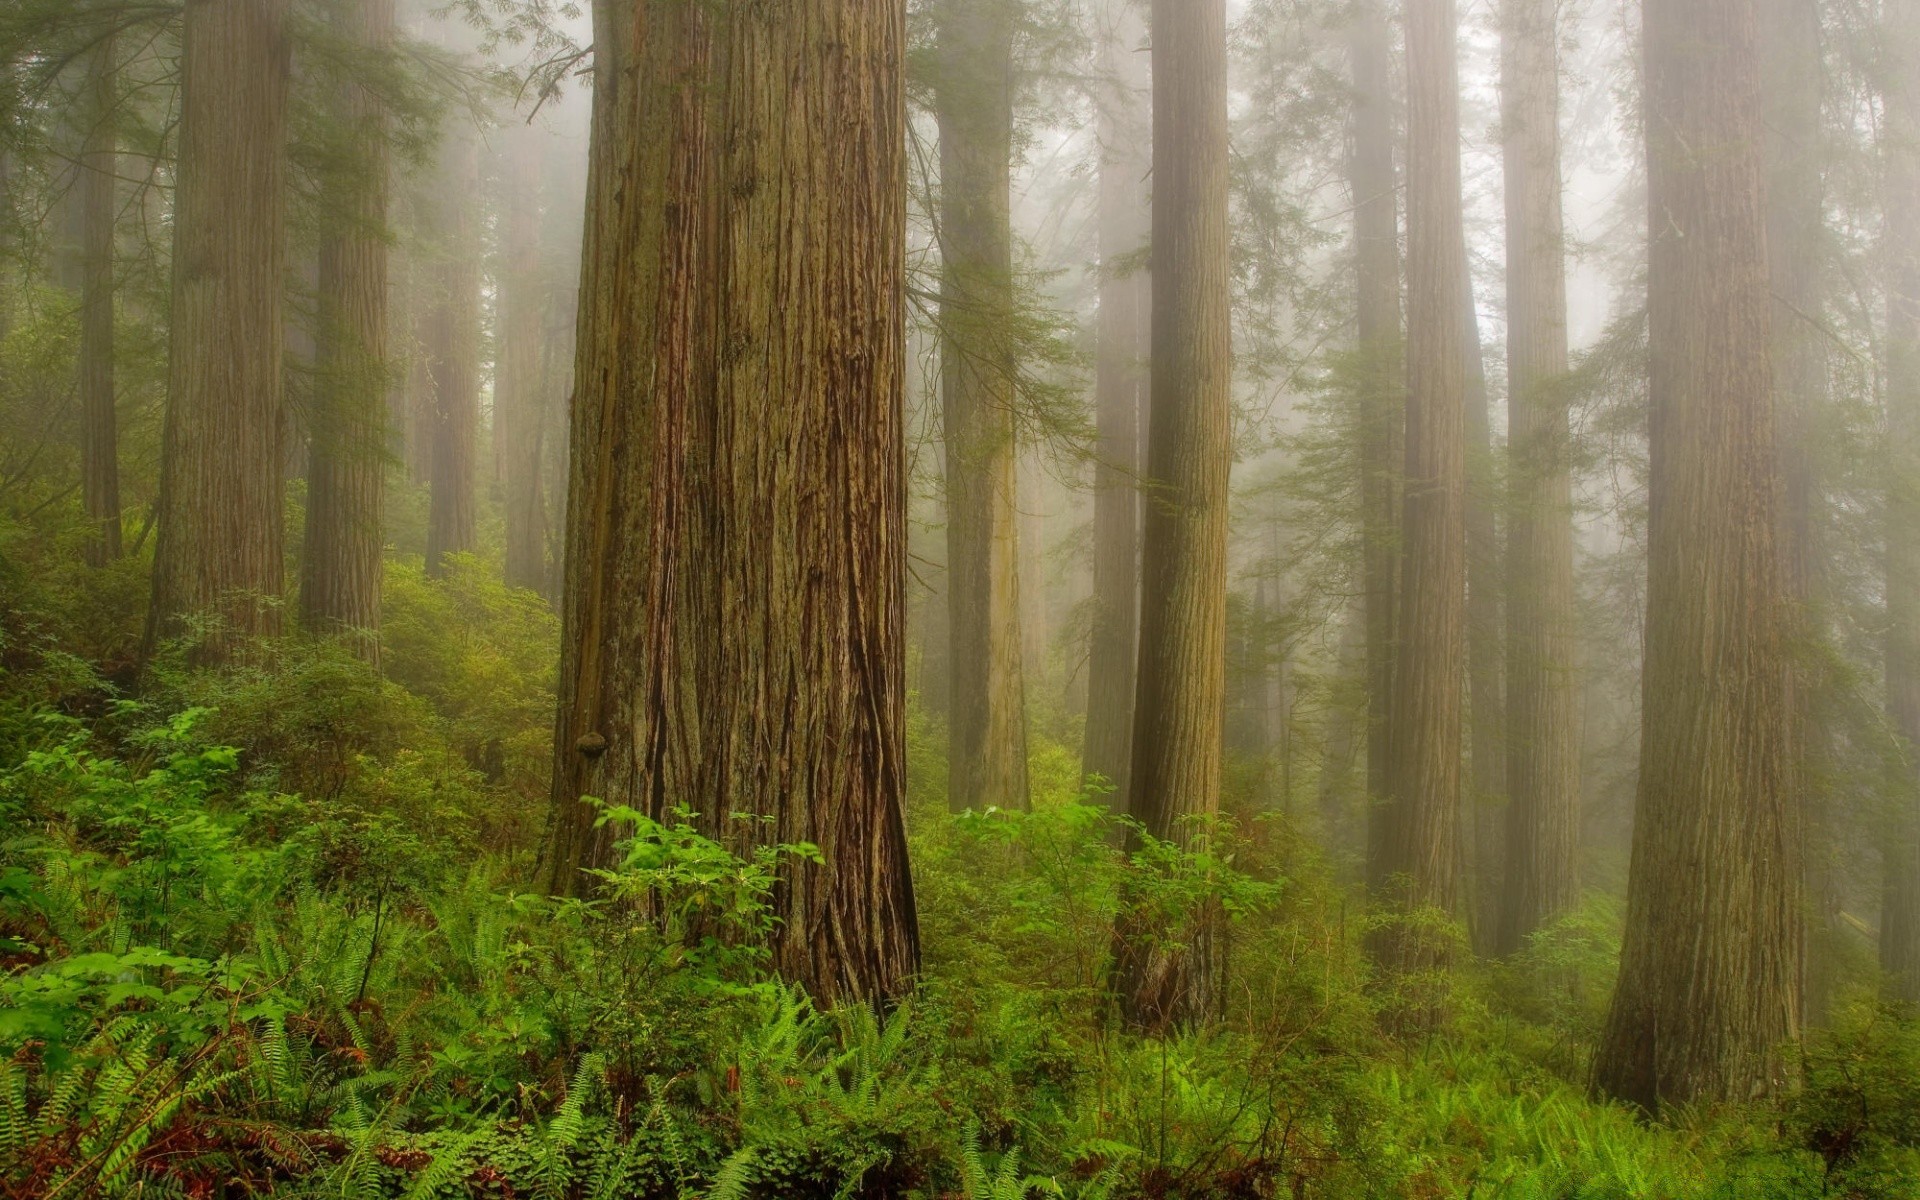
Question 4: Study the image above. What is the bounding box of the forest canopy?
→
[2,0,1920,1196]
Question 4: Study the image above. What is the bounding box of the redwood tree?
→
[79,30,119,567]
[1115,0,1232,1031]
[301,0,393,657]
[544,0,920,1004]
[148,0,291,658]
[934,0,1030,814]
[1595,0,1800,1110]
[423,127,479,579]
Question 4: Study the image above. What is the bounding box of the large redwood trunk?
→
[148,0,291,659]
[544,0,920,1005]
[1595,0,1800,1111]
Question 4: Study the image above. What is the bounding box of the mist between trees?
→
[2,0,1920,1196]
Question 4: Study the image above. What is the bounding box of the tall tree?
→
[935,0,1030,813]
[1082,0,1149,813]
[544,0,920,1004]
[498,120,549,596]
[1114,0,1232,1031]
[1463,277,1504,955]
[1882,0,1920,1004]
[148,0,291,658]
[300,0,393,657]
[78,30,119,567]
[1594,0,1800,1110]
[1348,0,1402,889]
[422,125,478,578]
[1497,0,1581,956]
[1374,0,1468,985]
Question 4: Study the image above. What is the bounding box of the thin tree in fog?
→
[78,27,118,567]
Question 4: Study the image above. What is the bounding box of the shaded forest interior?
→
[9,0,1920,1195]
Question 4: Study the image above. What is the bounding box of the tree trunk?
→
[423,128,479,578]
[79,32,120,567]
[1882,0,1920,1005]
[1594,0,1800,1111]
[1374,0,1468,991]
[1497,0,1581,956]
[1463,270,1504,957]
[147,0,291,660]
[1349,0,1403,891]
[935,0,1029,814]
[544,0,920,1005]
[1083,0,1149,813]
[300,0,392,659]
[1114,0,1232,1032]
[500,122,550,596]
[1761,0,1829,1020]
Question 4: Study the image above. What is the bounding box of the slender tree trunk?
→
[1115,0,1232,1032]
[79,32,121,567]
[1594,0,1800,1111]
[1463,272,1504,956]
[147,0,291,660]
[1373,0,1469,993]
[1882,0,1920,1004]
[301,0,392,659]
[500,123,550,596]
[1497,0,1581,956]
[1083,0,1149,812]
[1761,0,1829,1020]
[936,0,1029,813]
[545,0,920,1005]
[1349,0,1403,891]
[423,128,479,578]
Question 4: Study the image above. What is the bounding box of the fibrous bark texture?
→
[1083,0,1149,812]
[935,0,1029,814]
[1115,0,1232,1032]
[1348,0,1403,890]
[1374,0,1468,988]
[1594,0,1801,1111]
[148,0,291,660]
[1882,0,1920,1005]
[423,128,479,578]
[545,0,920,1005]
[80,32,120,567]
[1497,0,1580,957]
[301,0,392,660]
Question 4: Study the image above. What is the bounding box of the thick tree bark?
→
[935,0,1029,814]
[1497,0,1581,956]
[1594,0,1800,1111]
[1373,0,1468,990]
[1083,0,1149,813]
[423,128,479,578]
[500,122,550,596]
[1349,0,1403,891]
[147,0,291,659]
[1761,0,1829,1019]
[544,0,920,1005]
[1115,0,1232,1032]
[1882,0,1920,1005]
[79,32,120,567]
[301,0,392,659]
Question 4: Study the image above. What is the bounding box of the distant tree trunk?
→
[499,123,549,596]
[301,0,392,659]
[1882,0,1920,1005]
[544,0,920,1005]
[1083,0,1149,812]
[148,0,291,659]
[1115,0,1232,1032]
[1594,0,1800,1111]
[936,0,1029,813]
[1497,0,1581,957]
[423,128,479,578]
[1373,0,1468,989]
[79,32,120,567]
[1762,0,1829,1019]
[1349,0,1403,890]
[1463,280,1504,956]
